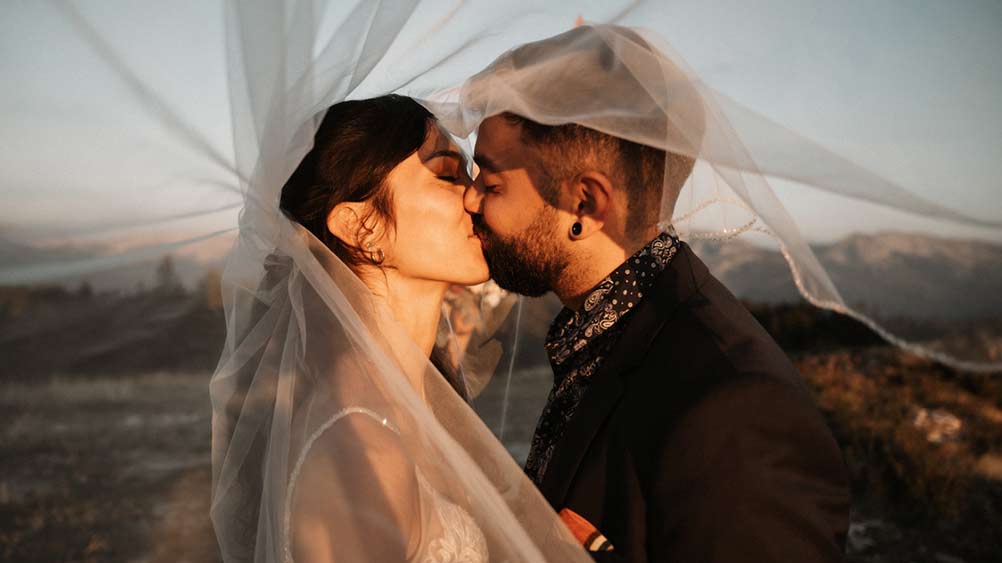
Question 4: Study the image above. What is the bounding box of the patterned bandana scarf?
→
[524,231,680,485]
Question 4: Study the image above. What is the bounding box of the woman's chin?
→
[459,244,491,285]
[458,267,491,287]
[425,238,490,286]
[451,261,491,287]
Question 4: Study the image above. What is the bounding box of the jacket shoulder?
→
[619,268,837,458]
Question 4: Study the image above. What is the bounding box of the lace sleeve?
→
[284,408,422,563]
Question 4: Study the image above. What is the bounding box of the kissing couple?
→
[210,24,849,563]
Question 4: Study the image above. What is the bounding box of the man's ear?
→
[326,201,372,248]
[568,170,615,238]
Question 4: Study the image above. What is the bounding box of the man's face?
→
[464,116,568,296]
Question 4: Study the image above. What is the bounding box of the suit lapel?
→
[538,242,710,507]
[538,356,625,506]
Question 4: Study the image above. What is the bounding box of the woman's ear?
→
[326,202,370,248]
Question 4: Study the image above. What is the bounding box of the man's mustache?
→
[472,215,492,240]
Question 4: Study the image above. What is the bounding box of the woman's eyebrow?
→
[426,149,464,161]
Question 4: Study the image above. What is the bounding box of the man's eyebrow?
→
[473,153,499,172]
[426,149,464,161]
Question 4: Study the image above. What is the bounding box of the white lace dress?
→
[283,407,489,563]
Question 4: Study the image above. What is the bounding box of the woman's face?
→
[382,123,489,286]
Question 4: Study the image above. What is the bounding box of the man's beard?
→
[474,207,567,297]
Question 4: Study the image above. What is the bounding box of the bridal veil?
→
[2,2,1001,562]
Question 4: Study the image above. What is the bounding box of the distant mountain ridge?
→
[0,232,232,293]
[2,231,1000,320]
[691,232,1002,320]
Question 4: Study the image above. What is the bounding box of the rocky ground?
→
[0,373,219,563]
[1,348,1000,562]
[798,348,1002,563]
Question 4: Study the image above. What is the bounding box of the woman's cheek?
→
[417,188,462,264]
[394,183,485,283]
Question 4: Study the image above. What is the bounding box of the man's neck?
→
[555,232,658,311]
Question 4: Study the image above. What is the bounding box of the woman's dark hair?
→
[280,94,434,267]
[279,94,469,400]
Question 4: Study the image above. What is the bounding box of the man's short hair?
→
[503,113,695,239]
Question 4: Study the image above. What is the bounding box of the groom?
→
[464,27,849,563]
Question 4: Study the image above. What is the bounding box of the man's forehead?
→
[474,116,522,163]
[477,115,518,140]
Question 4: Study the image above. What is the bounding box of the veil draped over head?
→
[3,1,647,561]
[184,3,641,562]
[3,1,1002,562]
[428,23,1002,375]
[430,21,1002,456]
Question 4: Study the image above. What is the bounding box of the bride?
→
[209,91,594,562]
[277,94,488,562]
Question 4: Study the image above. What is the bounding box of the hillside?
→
[693,232,1002,319]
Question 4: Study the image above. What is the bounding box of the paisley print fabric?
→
[524,231,679,484]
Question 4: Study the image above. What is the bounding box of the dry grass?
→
[0,372,219,563]
[797,348,1002,562]
[2,349,1001,562]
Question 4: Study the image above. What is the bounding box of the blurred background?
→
[2,238,1001,562]
[2,1,1002,562]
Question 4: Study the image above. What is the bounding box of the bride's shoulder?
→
[293,406,410,477]
[309,406,402,441]
[284,406,422,562]
[286,405,420,523]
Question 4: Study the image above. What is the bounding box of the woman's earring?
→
[366,242,385,265]
[570,222,583,238]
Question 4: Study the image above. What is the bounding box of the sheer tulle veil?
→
[208,4,630,561]
[426,23,1002,374]
[2,2,1001,562]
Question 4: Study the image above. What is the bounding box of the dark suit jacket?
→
[539,242,850,562]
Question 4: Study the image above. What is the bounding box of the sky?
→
[1,0,1000,251]
[647,0,1002,242]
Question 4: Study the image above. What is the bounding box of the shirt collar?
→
[545,231,680,367]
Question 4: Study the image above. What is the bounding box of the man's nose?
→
[464,177,485,215]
